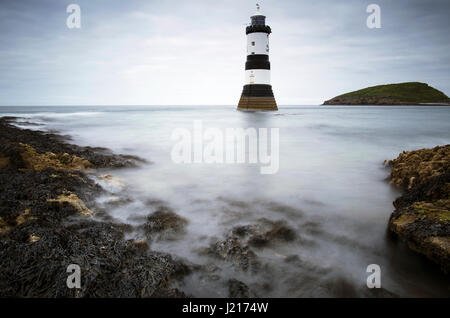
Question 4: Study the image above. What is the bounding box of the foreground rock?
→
[386,145,450,273]
[202,218,297,273]
[0,117,186,297]
[142,206,188,241]
[228,279,254,298]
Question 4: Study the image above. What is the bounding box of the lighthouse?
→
[237,4,278,111]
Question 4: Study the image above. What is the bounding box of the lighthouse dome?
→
[250,3,266,25]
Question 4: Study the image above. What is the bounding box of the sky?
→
[0,0,449,106]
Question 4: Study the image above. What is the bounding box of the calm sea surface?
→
[1,105,449,297]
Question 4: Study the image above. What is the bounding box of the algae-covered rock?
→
[0,117,187,297]
[231,218,297,248]
[388,145,449,189]
[0,154,10,168]
[143,206,188,241]
[206,236,260,272]
[47,191,95,217]
[387,145,450,273]
[0,209,37,235]
[202,218,298,272]
[19,143,92,172]
[228,279,255,298]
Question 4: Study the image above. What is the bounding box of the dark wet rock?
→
[231,224,258,238]
[0,217,187,297]
[202,218,298,272]
[0,117,145,169]
[387,145,450,273]
[204,236,260,272]
[228,279,253,298]
[0,117,187,297]
[284,254,301,263]
[232,219,297,249]
[247,234,269,248]
[142,207,188,241]
[257,220,296,244]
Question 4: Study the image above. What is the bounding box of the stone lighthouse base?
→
[237,84,278,111]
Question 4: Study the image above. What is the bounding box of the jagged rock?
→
[202,218,297,272]
[232,219,296,249]
[143,207,188,241]
[249,219,296,248]
[0,117,187,297]
[387,145,450,273]
[204,236,260,272]
[19,143,92,172]
[47,191,95,216]
[228,279,253,298]
[389,145,449,189]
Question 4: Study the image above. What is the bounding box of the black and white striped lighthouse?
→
[237,4,277,111]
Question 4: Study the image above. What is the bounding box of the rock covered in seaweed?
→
[0,116,145,169]
[0,117,187,297]
[387,145,449,189]
[228,279,255,298]
[142,206,188,241]
[202,218,297,273]
[387,145,450,273]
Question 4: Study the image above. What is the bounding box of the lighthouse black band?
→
[245,54,270,70]
[240,84,275,98]
[246,25,272,35]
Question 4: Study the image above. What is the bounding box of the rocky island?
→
[323,82,450,106]
[386,145,450,273]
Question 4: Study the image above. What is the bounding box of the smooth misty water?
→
[1,105,450,297]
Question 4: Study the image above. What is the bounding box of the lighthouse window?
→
[251,41,255,46]
[251,52,255,55]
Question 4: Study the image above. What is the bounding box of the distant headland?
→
[323,82,450,106]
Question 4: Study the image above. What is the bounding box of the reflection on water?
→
[2,105,450,297]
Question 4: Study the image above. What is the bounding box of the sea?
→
[1,105,449,297]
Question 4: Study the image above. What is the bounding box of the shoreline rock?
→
[386,145,450,273]
[0,117,187,297]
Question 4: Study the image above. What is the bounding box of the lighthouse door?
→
[249,71,255,84]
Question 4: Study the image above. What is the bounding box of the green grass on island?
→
[323,82,450,105]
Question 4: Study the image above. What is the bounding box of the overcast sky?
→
[0,0,449,105]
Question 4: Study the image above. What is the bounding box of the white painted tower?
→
[237,4,277,111]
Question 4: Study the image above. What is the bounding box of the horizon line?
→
[0,104,323,107]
